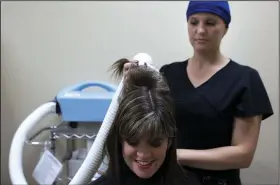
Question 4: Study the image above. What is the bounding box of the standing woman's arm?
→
[177,115,261,170]
[177,69,274,170]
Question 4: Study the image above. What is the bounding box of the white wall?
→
[1,1,279,184]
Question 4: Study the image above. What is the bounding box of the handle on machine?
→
[58,81,117,97]
[70,82,116,92]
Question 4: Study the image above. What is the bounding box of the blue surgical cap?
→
[186,1,231,26]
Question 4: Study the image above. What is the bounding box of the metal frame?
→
[26,122,99,185]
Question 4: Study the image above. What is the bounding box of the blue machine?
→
[55,81,117,122]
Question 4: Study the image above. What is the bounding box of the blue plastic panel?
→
[56,81,117,122]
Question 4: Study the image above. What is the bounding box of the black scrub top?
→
[159,59,274,182]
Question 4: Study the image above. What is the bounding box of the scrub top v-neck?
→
[159,59,273,181]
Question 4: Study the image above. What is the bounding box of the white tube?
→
[70,53,156,184]
[9,102,57,185]
[69,79,124,184]
[133,53,153,65]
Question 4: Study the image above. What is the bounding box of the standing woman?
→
[125,1,274,185]
[160,1,274,185]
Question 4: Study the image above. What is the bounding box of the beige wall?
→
[1,1,279,184]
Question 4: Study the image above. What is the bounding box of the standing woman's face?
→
[187,13,228,52]
[122,136,169,179]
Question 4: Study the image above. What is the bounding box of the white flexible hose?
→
[9,102,57,185]
[69,53,157,184]
[69,78,124,184]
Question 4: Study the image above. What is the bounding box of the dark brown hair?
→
[105,58,186,184]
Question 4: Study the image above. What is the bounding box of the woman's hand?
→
[176,149,184,162]
[123,60,138,76]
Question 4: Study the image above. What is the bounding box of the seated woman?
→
[89,58,201,185]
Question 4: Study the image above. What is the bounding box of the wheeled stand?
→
[27,121,108,185]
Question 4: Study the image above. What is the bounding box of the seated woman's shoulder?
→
[184,169,202,185]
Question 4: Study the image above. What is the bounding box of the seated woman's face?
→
[122,136,169,179]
